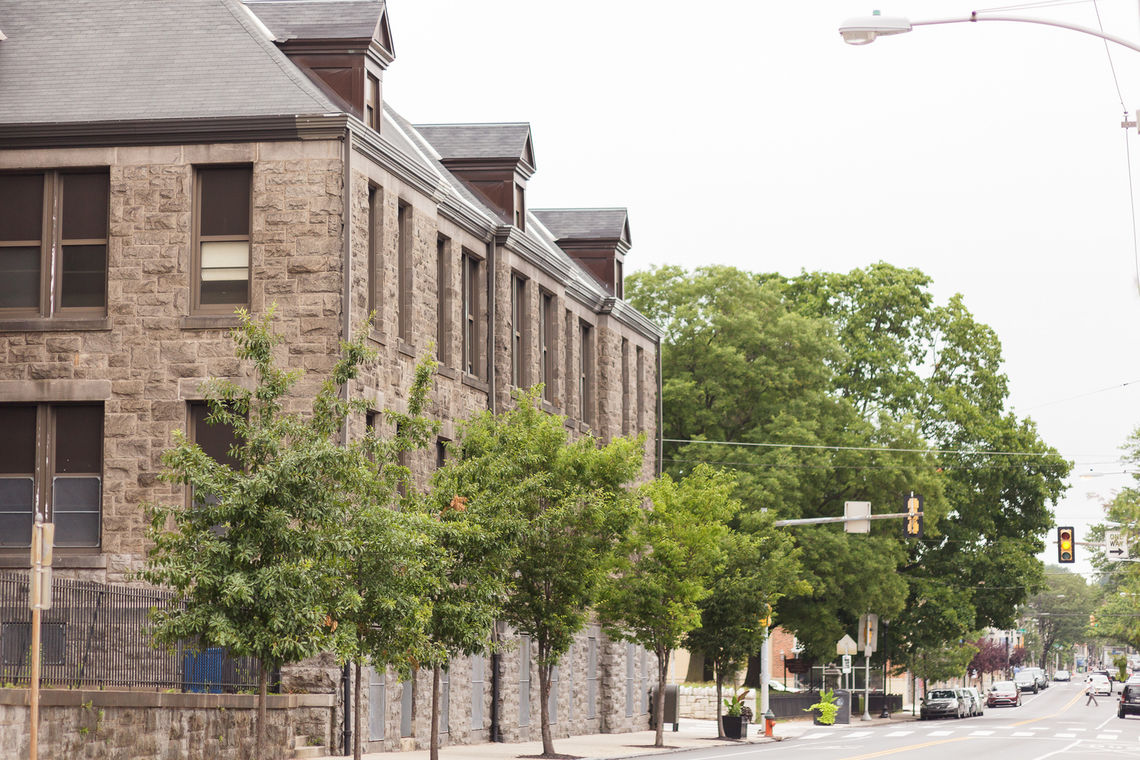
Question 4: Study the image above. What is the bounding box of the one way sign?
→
[1106,530,1130,562]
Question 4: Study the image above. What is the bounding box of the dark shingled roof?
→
[413,123,534,165]
[0,0,338,125]
[531,209,631,244]
[243,0,385,42]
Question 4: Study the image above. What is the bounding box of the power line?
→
[1020,378,1140,411]
[663,438,1059,458]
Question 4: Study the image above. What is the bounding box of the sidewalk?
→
[309,712,920,760]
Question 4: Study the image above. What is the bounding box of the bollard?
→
[763,708,776,738]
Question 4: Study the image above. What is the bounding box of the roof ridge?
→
[413,122,530,128]
[224,0,336,113]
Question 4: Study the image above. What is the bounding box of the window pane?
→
[55,405,102,473]
[0,406,36,473]
[191,403,241,468]
[61,244,107,308]
[0,247,41,309]
[200,241,249,306]
[61,172,109,239]
[53,476,101,547]
[0,174,43,242]
[199,167,251,237]
[0,477,34,547]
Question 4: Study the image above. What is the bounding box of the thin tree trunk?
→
[654,649,669,747]
[539,658,555,757]
[715,663,724,739]
[257,664,268,760]
[354,659,362,760]
[430,664,441,760]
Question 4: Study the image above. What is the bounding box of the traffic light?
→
[1057,526,1075,563]
[903,494,923,538]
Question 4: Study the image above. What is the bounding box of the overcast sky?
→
[384,0,1140,578]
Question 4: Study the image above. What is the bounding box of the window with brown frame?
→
[0,170,108,317]
[564,309,575,417]
[579,321,595,427]
[615,259,624,299]
[513,183,525,231]
[194,166,251,312]
[635,346,645,432]
[188,402,241,508]
[510,274,527,388]
[396,200,412,342]
[539,290,555,403]
[0,403,103,548]
[365,73,381,131]
[367,185,381,323]
[437,235,450,363]
[461,250,482,378]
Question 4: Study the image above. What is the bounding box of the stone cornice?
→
[0,114,351,150]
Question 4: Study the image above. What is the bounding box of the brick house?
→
[0,0,662,754]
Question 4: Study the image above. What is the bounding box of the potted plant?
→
[722,689,753,739]
[805,689,839,726]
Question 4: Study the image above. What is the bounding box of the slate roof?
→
[412,123,534,165]
[0,0,338,125]
[531,209,631,243]
[243,0,384,42]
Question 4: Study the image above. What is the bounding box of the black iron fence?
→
[0,572,267,692]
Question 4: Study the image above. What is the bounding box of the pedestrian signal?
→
[1057,526,1074,563]
[903,493,923,538]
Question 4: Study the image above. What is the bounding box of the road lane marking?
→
[1010,691,1086,727]
[836,735,971,760]
[1029,739,1082,760]
[928,730,952,736]
[1012,731,1035,736]
[1097,733,1119,739]
[1054,732,1076,737]
[1096,714,1118,730]
[969,730,994,736]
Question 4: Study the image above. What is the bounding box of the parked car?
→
[1022,667,1048,690]
[1088,674,1112,696]
[1054,670,1071,682]
[986,681,1022,708]
[959,687,984,716]
[1014,671,1039,694]
[921,689,968,720]
[1120,684,1140,719]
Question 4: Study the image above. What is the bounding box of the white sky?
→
[384,1,1140,578]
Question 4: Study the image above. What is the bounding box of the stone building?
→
[0,0,662,754]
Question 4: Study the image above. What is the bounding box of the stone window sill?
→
[0,317,110,332]
[0,552,107,569]
[461,374,489,393]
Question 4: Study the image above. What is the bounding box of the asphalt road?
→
[665,681,1140,760]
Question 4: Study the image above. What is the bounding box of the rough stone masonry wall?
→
[0,689,334,760]
[0,140,345,583]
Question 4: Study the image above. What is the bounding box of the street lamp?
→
[839,11,1140,55]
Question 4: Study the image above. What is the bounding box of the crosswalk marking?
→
[845,731,873,738]
[927,730,953,736]
[1097,733,1119,739]
[1055,733,1076,738]
[884,730,913,737]
[968,730,994,736]
[1011,731,1036,736]
[800,731,832,740]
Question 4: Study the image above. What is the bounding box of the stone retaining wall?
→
[0,688,334,760]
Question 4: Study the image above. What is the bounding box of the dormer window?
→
[514,183,525,231]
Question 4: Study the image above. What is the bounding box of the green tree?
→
[1023,569,1099,670]
[450,388,643,757]
[684,519,804,737]
[1089,430,1140,649]
[142,309,427,760]
[597,465,734,747]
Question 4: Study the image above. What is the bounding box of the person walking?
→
[1085,681,1098,706]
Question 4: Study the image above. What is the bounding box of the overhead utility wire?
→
[976,1,1101,12]
[1021,377,1140,410]
[663,438,1056,457]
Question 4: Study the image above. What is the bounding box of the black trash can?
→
[832,689,852,724]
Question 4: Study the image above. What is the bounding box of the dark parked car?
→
[987,681,1022,708]
[1120,684,1140,719]
[1014,671,1039,694]
[921,689,968,720]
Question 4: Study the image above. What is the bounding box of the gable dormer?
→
[532,209,632,298]
[413,123,536,230]
[243,0,394,132]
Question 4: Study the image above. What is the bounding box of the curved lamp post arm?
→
[840,13,1140,54]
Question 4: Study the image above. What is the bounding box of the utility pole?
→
[28,515,54,760]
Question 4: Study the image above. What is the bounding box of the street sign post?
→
[857,614,878,721]
[1106,530,1130,562]
[29,517,54,760]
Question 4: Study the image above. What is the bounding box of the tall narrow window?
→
[396,200,412,342]
[621,339,631,435]
[615,259,624,299]
[513,183,525,230]
[195,165,251,312]
[579,321,595,427]
[189,402,241,510]
[461,251,482,378]
[364,73,381,131]
[587,636,597,720]
[0,404,103,548]
[436,236,450,363]
[539,291,555,402]
[368,668,386,741]
[510,274,527,388]
[564,310,575,417]
[0,170,108,317]
[367,185,381,322]
[636,347,646,432]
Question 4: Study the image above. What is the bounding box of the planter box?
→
[722,715,748,739]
